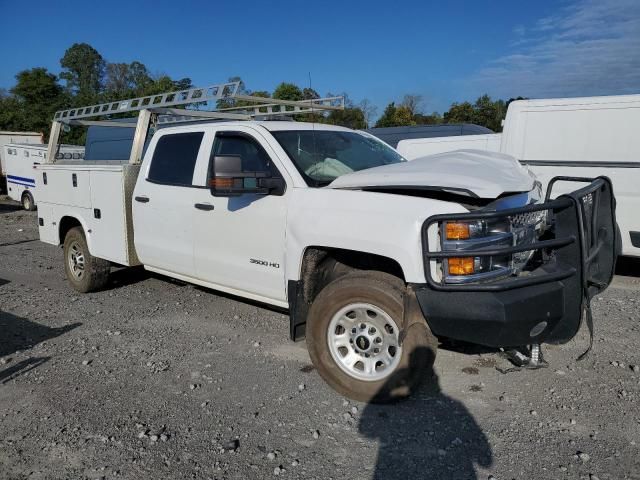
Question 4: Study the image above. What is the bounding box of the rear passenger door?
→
[132,130,206,277]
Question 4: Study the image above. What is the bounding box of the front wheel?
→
[63,227,110,292]
[306,271,437,403]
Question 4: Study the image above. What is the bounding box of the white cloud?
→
[470,0,640,99]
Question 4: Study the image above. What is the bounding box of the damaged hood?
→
[328,149,535,199]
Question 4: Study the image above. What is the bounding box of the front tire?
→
[306,271,437,403]
[63,227,110,292]
[22,192,35,211]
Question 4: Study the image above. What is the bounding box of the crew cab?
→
[34,84,618,402]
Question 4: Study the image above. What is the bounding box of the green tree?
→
[443,101,476,124]
[59,43,105,104]
[302,87,320,100]
[327,107,366,129]
[374,102,397,127]
[129,61,153,94]
[10,68,66,137]
[272,82,303,101]
[413,112,443,125]
[104,62,132,97]
[374,102,415,127]
[394,105,416,126]
[442,94,509,131]
[0,93,25,132]
[472,94,506,132]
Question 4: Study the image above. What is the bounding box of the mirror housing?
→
[210,155,285,197]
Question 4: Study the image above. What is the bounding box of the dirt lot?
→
[0,196,639,480]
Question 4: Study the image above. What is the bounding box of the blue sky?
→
[1,0,638,116]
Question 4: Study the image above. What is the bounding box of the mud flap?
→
[400,285,429,346]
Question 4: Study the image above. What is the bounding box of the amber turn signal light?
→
[209,178,234,188]
[447,257,475,275]
[445,222,470,240]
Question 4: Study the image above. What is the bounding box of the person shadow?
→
[359,347,492,479]
[0,310,80,383]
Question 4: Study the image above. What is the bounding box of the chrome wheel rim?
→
[327,303,402,382]
[68,241,85,280]
[23,197,30,209]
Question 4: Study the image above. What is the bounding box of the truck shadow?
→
[616,256,640,278]
[359,347,492,479]
[0,310,80,358]
[108,265,152,290]
[0,201,22,214]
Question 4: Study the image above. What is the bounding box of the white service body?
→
[395,94,640,257]
[3,144,85,207]
[36,161,139,266]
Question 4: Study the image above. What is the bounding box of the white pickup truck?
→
[34,83,618,402]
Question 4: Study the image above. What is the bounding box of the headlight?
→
[439,212,546,284]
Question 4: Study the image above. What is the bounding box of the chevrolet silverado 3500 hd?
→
[34,82,618,402]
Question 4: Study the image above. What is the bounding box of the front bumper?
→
[414,177,618,348]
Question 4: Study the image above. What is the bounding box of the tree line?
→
[0,42,522,144]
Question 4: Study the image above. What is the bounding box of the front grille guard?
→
[421,176,618,295]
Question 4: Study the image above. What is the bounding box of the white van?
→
[0,131,43,194]
[398,133,501,159]
[4,143,85,210]
[396,94,640,257]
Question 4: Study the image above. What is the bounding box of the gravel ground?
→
[0,196,639,480]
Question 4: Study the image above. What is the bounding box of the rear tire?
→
[63,227,110,292]
[22,192,35,211]
[306,271,437,403]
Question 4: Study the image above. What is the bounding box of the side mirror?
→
[210,155,285,197]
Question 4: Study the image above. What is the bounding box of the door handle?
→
[194,203,215,211]
[135,196,150,203]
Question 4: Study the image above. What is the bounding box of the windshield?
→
[271,130,406,187]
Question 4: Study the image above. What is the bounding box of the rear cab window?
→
[148,132,204,186]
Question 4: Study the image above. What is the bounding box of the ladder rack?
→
[53,83,344,123]
[47,80,345,164]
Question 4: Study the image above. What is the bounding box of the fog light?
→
[447,257,475,275]
[529,321,547,337]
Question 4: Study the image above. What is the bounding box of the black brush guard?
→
[414,176,618,349]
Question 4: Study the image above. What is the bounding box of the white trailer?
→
[395,94,640,257]
[3,143,84,210]
[34,82,617,403]
[0,131,43,194]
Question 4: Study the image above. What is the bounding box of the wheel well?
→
[21,191,32,200]
[289,247,406,340]
[59,216,82,245]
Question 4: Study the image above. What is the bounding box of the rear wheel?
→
[21,192,35,211]
[306,271,437,403]
[63,227,110,292]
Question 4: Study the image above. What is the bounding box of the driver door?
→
[192,127,288,304]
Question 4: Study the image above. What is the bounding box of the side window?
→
[148,132,204,186]
[210,133,280,177]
